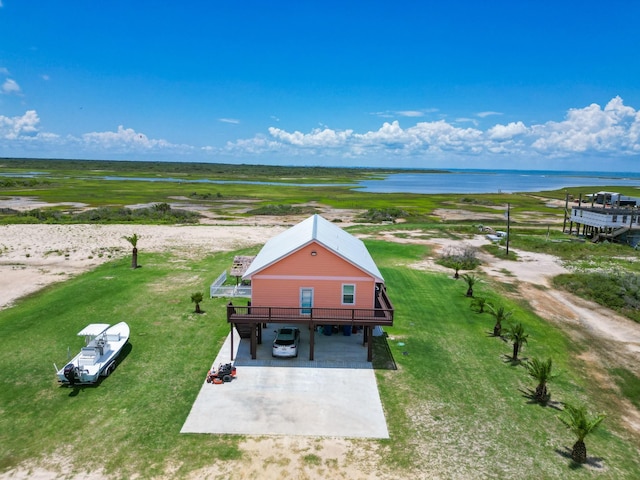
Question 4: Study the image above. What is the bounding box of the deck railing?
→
[227,287,394,326]
[210,270,252,298]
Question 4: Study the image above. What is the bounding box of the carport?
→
[181,329,389,438]
[234,323,374,367]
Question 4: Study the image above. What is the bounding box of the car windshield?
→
[275,328,297,346]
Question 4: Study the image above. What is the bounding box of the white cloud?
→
[477,111,502,118]
[226,97,640,163]
[219,118,240,124]
[0,110,42,139]
[531,96,640,154]
[396,110,425,117]
[268,127,353,148]
[2,97,640,168]
[372,108,438,119]
[81,125,189,153]
[488,121,528,140]
[2,78,21,95]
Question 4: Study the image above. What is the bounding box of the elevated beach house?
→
[226,214,394,361]
[565,191,640,247]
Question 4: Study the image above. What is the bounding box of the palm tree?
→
[123,233,139,269]
[486,303,512,337]
[451,260,463,279]
[191,292,204,314]
[524,357,557,403]
[558,403,606,464]
[461,273,480,297]
[471,296,487,313]
[504,323,528,361]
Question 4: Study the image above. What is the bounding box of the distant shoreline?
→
[2,156,639,176]
[2,157,639,196]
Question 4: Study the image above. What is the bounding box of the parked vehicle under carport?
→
[272,327,300,358]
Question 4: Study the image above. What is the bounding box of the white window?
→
[342,284,355,305]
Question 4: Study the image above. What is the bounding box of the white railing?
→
[210,270,252,298]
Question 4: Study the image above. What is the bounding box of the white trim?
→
[253,274,373,282]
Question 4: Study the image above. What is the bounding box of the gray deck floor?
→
[180,325,389,438]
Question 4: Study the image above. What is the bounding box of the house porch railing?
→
[227,286,393,326]
[210,270,252,298]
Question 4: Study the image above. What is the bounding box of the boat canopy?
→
[77,324,110,337]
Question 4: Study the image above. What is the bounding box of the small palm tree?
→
[524,357,557,403]
[451,260,463,279]
[123,233,139,269]
[558,403,606,464]
[471,296,487,313]
[504,323,528,361]
[461,273,480,297]
[486,303,512,337]
[191,292,204,314]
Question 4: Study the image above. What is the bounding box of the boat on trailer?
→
[56,322,130,386]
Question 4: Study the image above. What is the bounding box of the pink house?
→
[227,214,394,361]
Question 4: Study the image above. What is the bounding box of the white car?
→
[272,327,300,358]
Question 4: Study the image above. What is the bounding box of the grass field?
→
[1,240,639,479]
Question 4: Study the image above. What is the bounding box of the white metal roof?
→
[243,214,384,282]
[77,324,110,336]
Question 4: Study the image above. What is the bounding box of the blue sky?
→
[1,1,640,171]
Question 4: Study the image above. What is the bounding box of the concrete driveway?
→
[181,326,389,438]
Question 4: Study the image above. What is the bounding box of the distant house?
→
[568,206,640,247]
[581,191,640,207]
[227,214,394,361]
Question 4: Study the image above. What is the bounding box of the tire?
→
[222,374,232,383]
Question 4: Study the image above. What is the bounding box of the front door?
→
[300,288,313,315]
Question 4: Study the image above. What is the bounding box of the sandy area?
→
[2,222,640,479]
[0,223,287,310]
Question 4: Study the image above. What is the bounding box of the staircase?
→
[234,323,254,339]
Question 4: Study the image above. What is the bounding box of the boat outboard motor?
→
[63,363,77,385]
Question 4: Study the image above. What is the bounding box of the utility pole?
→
[562,191,569,233]
[506,203,511,256]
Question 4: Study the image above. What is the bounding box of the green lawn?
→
[0,252,244,477]
[1,241,639,478]
[373,240,639,478]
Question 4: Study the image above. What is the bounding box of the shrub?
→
[247,204,316,216]
[357,207,408,223]
[438,244,481,271]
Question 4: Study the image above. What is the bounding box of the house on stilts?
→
[564,191,640,247]
[226,214,394,362]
